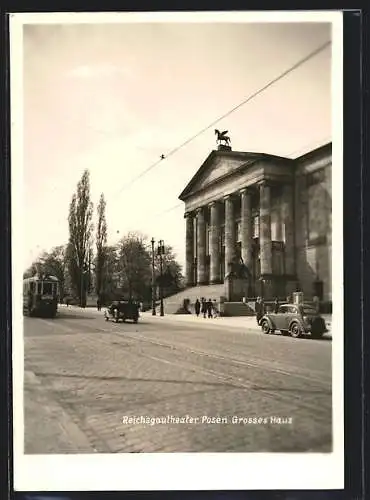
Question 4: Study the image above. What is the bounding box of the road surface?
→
[23,307,332,453]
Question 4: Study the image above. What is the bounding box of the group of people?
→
[194,297,219,318]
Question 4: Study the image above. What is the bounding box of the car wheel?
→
[261,320,270,334]
[289,321,302,338]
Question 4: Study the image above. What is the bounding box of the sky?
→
[21,15,332,271]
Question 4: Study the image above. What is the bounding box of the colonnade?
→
[184,180,295,289]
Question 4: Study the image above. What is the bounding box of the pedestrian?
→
[66,297,70,307]
[313,295,320,314]
[206,298,213,318]
[273,297,280,314]
[194,298,201,317]
[201,297,207,318]
[97,297,101,311]
[255,296,264,325]
[212,299,219,318]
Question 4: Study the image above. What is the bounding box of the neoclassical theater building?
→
[179,142,332,302]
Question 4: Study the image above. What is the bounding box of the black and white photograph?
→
[11,11,343,491]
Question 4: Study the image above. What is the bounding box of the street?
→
[24,307,332,453]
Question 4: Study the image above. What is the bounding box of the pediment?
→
[179,149,297,202]
[179,151,257,200]
[196,156,246,190]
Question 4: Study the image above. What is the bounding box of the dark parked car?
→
[260,303,328,338]
[104,300,140,323]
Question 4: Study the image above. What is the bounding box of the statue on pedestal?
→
[224,257,251,301]
[215,129,231,147]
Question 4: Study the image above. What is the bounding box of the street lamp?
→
[158,239,165,316]
[151,238,156,316]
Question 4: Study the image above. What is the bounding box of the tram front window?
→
[42,282,53,295]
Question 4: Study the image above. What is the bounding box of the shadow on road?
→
[56,312,96,321]
[32,370,240,389]
[32,371,331,396]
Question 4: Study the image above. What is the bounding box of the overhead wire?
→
[111,40,331,199]
[136,135,332,223]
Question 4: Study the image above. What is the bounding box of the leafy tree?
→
[23,262,39,279]
[67,170,94,307]
[95,193,107,299]
[38,245,67,298]
[154,244,184,296]
[99,245,120,303]
[117,232,151,300]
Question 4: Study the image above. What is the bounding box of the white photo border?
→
[11,10,344,491]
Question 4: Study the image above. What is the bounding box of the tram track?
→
[44,316,332,421]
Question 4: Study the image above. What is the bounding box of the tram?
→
[23,275,59,318]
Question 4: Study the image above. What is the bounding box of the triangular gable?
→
[179,150,266,200]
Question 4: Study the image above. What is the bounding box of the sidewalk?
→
[58,304,332,335]
[141,310,332,335]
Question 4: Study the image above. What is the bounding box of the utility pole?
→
[158,240,165,316]
[80,261,84,308]
[151,238,156,316]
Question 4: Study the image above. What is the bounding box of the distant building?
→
[179,143,332,302]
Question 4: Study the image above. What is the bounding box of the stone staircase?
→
[222,301,255,317]
[161,284,225,314]
[160,285,259,316]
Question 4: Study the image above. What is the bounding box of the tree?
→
[95,193,107,299]
[117,232,151,300]
[100,245,119,303]
[38,245,67,298]
[154,245,184,296]
[67,170,94,307]
[23,262,38,279]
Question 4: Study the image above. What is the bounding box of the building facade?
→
[179,143,332,302]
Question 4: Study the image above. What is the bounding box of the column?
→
[196,207,207,285]
[224,195,236,274]
[240,187,253,271]
[281,183,296,291]
[184,212,194,287]
[259,181,272,288]
[209,201,221,284]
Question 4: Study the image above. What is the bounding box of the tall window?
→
[193,223,197,258]
[272,242,285,275]
[253,215,260,238]
[220,225,225,247]
[236,221,242,242]
[206,224,210,255]
[306,168,328,244]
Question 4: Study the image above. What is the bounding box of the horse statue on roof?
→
[215,129,231,147]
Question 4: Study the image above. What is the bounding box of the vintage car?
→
[104,299,140,323]
[260,303,327,338]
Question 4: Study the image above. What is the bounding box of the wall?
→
[294,146,332,301]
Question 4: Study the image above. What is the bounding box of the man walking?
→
[206,298,213,318]
[194,298,201,317]
[212,299,219,318]
[201,298,207,318]
[255,296,264,325]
